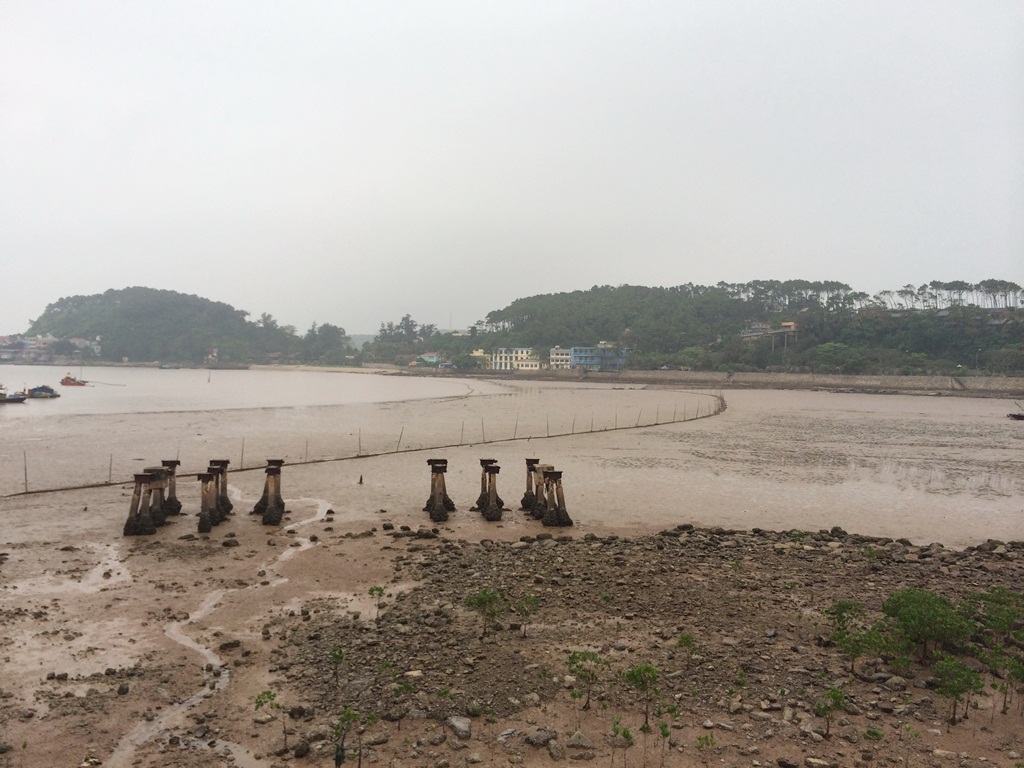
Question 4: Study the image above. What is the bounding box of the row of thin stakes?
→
[424,457,573,528]
[123,459,289,536]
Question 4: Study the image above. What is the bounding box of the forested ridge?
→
[18,280,1024,374]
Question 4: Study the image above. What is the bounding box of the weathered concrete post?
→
[531,463,554,519]
[252,459,283,515]
[472,459,501,511]
[262,466,285,526]
[482,464,503,522]
[520,458,540,510]
[143,466,168,527]
[123,472,154,536]
[541,470,560,527]
[210,459,233,514]
[196,472,214,533]
[161,459,182,515]
[425,463,450,523]
[551,470,573,526]
[424,459,455,515]
[136,472,157,535]
[206,465,225,525]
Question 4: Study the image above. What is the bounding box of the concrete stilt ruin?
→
[541,470,573,527]
[253,459,285,515]
[423,459,455,517]
[424,462,451,523]
[520,458,540,510]
[530,463,554,519]
[482,464,504,522]
[143,466,168,527]
[471,459,502,511]
[123,472,157,536]
[261,465,285,526]
[206,465,225,525]
[196,472,214,533]
[161,459,182,515]
[210,459,233,514]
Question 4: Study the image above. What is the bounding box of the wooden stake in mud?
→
[23,450,28,493]
[240,438,245,470]
[396,427,404,452]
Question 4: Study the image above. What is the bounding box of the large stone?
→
[447,716,472,740]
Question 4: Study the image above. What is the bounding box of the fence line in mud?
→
[6,391,726,498]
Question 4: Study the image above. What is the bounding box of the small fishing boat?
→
[0,385,27,404]
[1008,402,1024,421]
[61,373,88,386]
[22,385,61,398]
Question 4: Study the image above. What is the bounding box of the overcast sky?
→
[2,2,1022,335]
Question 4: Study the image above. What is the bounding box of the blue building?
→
[569,344,629,372]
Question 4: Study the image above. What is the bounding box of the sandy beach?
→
[1,376,1022,766]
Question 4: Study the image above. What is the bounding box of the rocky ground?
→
[51,521,1019,768]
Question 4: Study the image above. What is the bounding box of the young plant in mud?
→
[567,650,609,719]
[825,600,882,674]
[933,653,983,725]
[333,706,378,768]
[657,721,670,768]
[329,644,345,686]
[464,587,505,637]
[254,689,288,751]
[621,663,660,727]
[368,586,385,620]
[813,686,846,738]
[695,733,716,768]
[512,594,540,637]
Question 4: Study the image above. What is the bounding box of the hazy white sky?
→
[2,1,1022,334]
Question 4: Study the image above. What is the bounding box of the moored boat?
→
[61,374,88,386]
[22,385,61,398]
[0,385,27,404]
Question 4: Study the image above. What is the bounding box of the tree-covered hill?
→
[26,287,355,365]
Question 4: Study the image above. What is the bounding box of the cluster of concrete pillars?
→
[196,460,233,533]
[251,459,286,526]
[423,458,455,522]
[122,462,184,536]
[470,459,506,521]
[521,459,572,527]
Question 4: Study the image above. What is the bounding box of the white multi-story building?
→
[492,347,541,371]
[548,346,572,369]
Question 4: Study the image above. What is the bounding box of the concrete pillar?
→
[472,459,501,511]
[252,459,284,515]
[541,470,559,527]
[482,465,503,522]
[196,472,214,533]
[143,466,168,527]
[531,464,553,519]
[161,459,182,515]
[425,464,450,523]
[262,466,284,526]
[206,465,225,525]
[210,459,233,514]
[520,458,540,510]
[123,472,154,536]
[134,473,157,535]
[551,470,572,526]
[424,459,455,514]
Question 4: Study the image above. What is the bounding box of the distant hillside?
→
[27,287,354,365]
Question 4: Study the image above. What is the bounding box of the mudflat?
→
[1,380,1022,767]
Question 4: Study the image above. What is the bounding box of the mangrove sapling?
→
[933,653,983,726]
[695,733,716,768]
[329,644,345,686]
[657,721,670,768]
[464,587,505,637]
[622,663,660,727]
[254,689,288,751]
[567,650,609,715]
[368,586,385,620]
[513,594,540,637]
[813,686,846,738]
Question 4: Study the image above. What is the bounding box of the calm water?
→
[0,364,480,418]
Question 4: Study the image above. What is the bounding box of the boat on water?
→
[61,373,88,386]
[0,385,27,404]
[22,384,61,399]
